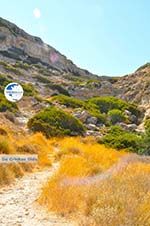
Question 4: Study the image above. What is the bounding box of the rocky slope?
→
[0,17,150,135]
[1,17,150,105]
[114,63,150,107]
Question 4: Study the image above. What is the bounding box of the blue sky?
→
[0,0,150,76]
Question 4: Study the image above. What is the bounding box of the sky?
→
[0,0,150,76]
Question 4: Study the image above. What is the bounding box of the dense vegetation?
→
[100,121,150,155]
[100,126,142,153]
[52,95,140,125]
[28,106,85,137]
[87,96,140,117]
[52,95,85,108]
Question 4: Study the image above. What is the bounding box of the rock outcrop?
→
[0,17,96,78]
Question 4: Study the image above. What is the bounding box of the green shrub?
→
[144,119,150,132]
[22,83,37,96]
[28,106,85,137]
[88,96,140,116]
[14,62,31,70]
[52,95,107,124]
[101,126,142,152]
[139,119,150,155]
[108,109,126,124]
[0,94,17,112]
[52,95,85,108]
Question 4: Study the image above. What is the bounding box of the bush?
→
[101,126,142,152]
[108,109,126,124]
[14,62,31,70]
[88,96,140,116]
[0,94,17,112]
[28,106,85,137]
[22,83,37,96]
[52,95,85,108]
[139,119,150,155]
[52,95,107,124]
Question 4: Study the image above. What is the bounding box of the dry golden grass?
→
[39,138,124,209]
[1,130,150,225]
[15,132,53,166]
[39,137,150,225]
[0,128,53,186]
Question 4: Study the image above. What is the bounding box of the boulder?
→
[86,116,98,125]
[124,110,137,124]
[86,124,99,131]
[73,110,90,123]
[130,114,137,124]
[126,124,138,131]
[85,130,103,138]
[124,110,132,116]
[97,123,105,128]
[118,122,137,131]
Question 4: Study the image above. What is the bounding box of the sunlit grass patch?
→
[39,137,126,215]
[38,137,150,225]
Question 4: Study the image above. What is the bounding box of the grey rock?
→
[86,116,98,125]
[118,122,137,131]
[86,124,99,131]
[127,124,138,131]
[130,114,137,123]
[97,123,105,128]
[124,110,132,116]
[73,110,90,123]
[86,130,102,138]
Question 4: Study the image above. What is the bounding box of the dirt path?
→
[0,164,76,226]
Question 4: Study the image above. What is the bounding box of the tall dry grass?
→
[0,128,53,186]
[39,137,150,225]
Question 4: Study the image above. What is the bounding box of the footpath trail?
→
[0,164,76,226]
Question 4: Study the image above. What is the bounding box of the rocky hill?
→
[0,17,150,140]
[0,17,97,78]
[114,63,150,107]
[1,17,150,105]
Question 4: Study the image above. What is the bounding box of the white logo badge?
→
[4,83,24,102]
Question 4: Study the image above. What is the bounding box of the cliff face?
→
[0,17,95,77]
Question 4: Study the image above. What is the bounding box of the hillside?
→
[0,17,150,226]
[1,17,150,103]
